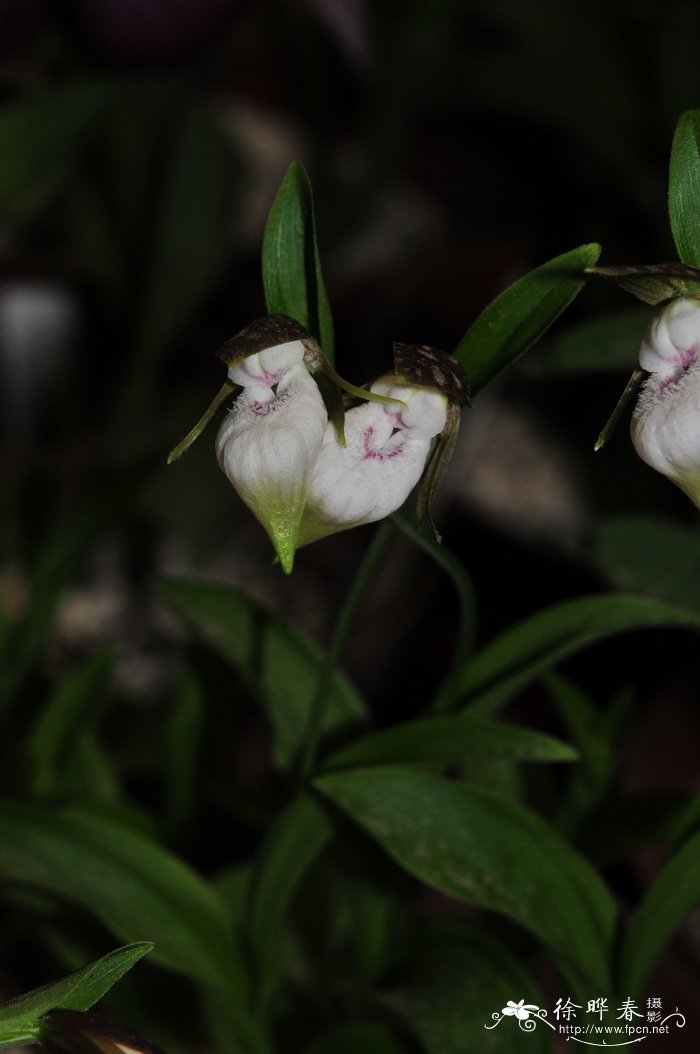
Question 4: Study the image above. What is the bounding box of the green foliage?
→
[162,669,204,837]
[316,767,616,991]
[28,647,115,800]
[160,579,367,768]
[585,515,700,611]
[262,162,335,361]
[669,110,700,267]
[0,802,247,994]
[247,793,335,998]
[0,944,152,1051]
[380,923,551,1054]
[620,820,700,996]
[456,593,700,715]
[4,104,700,1054]
[587,263,700,305]
[454,243,601,392]
[322,715,578,770]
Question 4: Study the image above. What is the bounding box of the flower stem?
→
[298,521,394,779]
[392,512,478,711]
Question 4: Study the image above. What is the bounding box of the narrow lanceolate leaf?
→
[322,715,577,771]
[0,802,248,996]
[586,263,700,305]
[262,162,334,362]
[585,515,700,612]
[160,580,367,768]
[316,768,616,991]
[455,594,700,716]
[248,793,335,995]
[0,944,152,1051]
[620,824,700,996]
[380,924,551,1054]
[669,110,700,268]
[454,243,601,393]
[28,646,115,800]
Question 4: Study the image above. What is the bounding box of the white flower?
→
[298,375,448,545]
[631,297,700,505]
[638,297,700,378]
[216,337,327,573]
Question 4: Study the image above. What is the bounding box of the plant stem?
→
[298,521,394,779]
[392,512,478,711]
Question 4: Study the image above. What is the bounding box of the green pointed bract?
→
[587,263,700,306]
[167,382,236,464]
[594,367,645,452]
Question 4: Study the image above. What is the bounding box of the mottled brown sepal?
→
[218,315,313,367]
[393,343,470,404]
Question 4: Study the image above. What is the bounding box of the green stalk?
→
[298,521,394,779]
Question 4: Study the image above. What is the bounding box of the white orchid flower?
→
[168,325,468,570]
[631,297,700,505]
[299,344,469,546]
[216,337,327,573]
[298,376,448,544]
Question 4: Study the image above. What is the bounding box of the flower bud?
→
[215,327,327,573]
[298,376,449,545]
[631,297,700,505]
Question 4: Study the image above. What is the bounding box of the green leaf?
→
[248,793,335,996]
[669,110,700,267]
[0,943,151,1051]
[262,162,334,362]
[0,801,248,996]
[454,244,600,393]
[581,792,693,869]
[456,594,700,716]
[163,669,204,837]
[28,647,115,800]
[585,515,700,612]
[380,923,551,1054]
[160,580,367,768]
[0,470,144,708]
[586,263,700,305]
[304,1024,409,1054]
[316,767,616,990]
[620,820,700,995]
[322,715,577,771]
[527,307,653,376]
[544,674,616,830]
